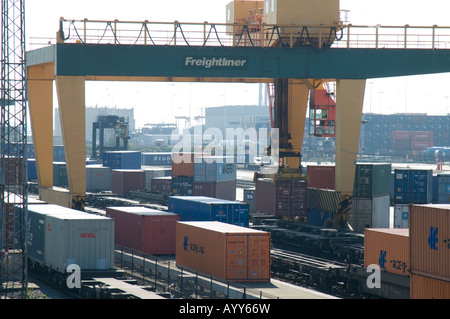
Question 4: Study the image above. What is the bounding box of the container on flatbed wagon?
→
[176,221,271,282]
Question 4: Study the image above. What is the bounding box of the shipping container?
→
[194,156,236,183]
[437,174,450,204]
[176,221,270,282]
[353,163,391,198]
[410,274,450,299]
[168,196,249,227]
[394,204,409,228]
[255,178,307,218]
[111,169,145,195]
[86,165,112,192]
[243,188,255,214]
[27,204,115,272]
[27,158,37,181]
[3,157,24,185]
[306,187,340,213]
[144,167,172,190]
[142,152,172,166]
[53,162,68,187]
[171,176,194,196]
[364,228,409,277]
[306,165,335,190]
[307,209,334,227]
[394,169,433,204]
[410,204,450,280]
[192,180,236,201]
[348,195,390,233]
[106,206,179,255]
[172,152,203,178]
[103,151,142,169]
[151,176,172,195]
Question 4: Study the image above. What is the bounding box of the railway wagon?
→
[27,204,116,283]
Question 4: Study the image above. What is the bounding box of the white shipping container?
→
[28,204,115,272]
[394,204,409,228]
[86,165,112,192]
[349,195,390,233]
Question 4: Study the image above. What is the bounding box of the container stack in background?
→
[409,204,450,299]
[349,163,392,233]
[392,168,433,229]
[171,152,197,196]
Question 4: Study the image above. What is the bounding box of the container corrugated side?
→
[348,195,390,233]
[364,228,409,276]
[193,180,236,201]
[410,274,450,299]
[106,206,179,255]
[437,174,450,204]
[112,169,145,195]
[172,153,203,178]
[151,176,172,194]
[168,196,249,227]
[410,204,450,280]
[28,204,115,272]
[194,156,236,183]
[394,169,433,204]
[175,221,270,282]
[243,188,255,214]
[394,204,409,228]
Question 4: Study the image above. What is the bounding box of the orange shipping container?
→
[410,274,450,299]
[364,228,410,277]
[176,221,270,282]
[172,153,203,178]
[410,204,450,280]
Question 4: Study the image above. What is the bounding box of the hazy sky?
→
[25,0,450,128]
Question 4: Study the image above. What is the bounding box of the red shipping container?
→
[193,180,236,201]
[112,169,145,195]
[255,178,307,218]
[151,176,172,194]
[307,165,335,189]
[106,206,180,255]
[172,152,203,178]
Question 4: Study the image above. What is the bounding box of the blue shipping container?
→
[394,169,433,204]
[27,159,37,181]
[103,151,141,169]
[168,196,249,227]
[142,152,172,166]
[307,209,334,227]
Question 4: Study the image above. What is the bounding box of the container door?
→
[226,235,247,281]
[247,234,270,281]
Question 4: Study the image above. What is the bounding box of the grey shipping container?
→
[193,180,236,201]
[142,152,172,166]
[348,195,390,233]
[144,167,172,190]
[194,156,236,183]
[437,174,450,204]
[86,165,112,192]
[353,163,391,198]
[27,204,115,272]
[53,162,68,187]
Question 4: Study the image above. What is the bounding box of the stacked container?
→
[394,169,433,204]
[142,152,172,166]
[364,228,410,277]
[171,152,201,196]
[168,196,249,227]
[254,178,307,219]
[86,165,112,192]
[243,188,256,214]
[349,163,391,233]
[53,162,68,187]
[106,206,179,255]
[393,204,409,228]
[151,176,172,195]
[409,204,450,299]
[27,158,37,181]
[143,167,172,190]
[103,151,142,169]
[171,176,194,196]
[27,204,115,272]
[112,169,145,195]
[176,221,271,282]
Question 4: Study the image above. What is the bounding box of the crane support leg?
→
[27,62,55,189]
[334,79,366,228]
[274,79,309,169]
[55,76,86,210]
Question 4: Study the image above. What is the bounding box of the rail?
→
[28,18,450,50]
